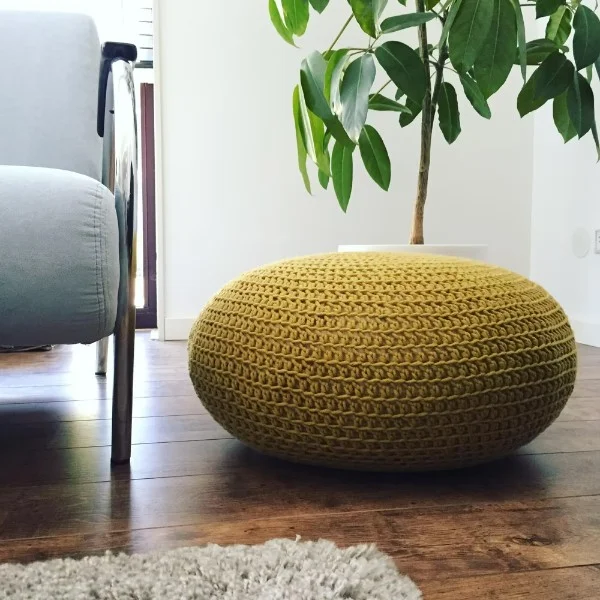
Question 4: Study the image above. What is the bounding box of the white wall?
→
[531,105,600,346]
[156,0,535,340]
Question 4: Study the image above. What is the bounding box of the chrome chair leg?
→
[104,55,138,465]
[111,302,135,464]
[95,337,110,376]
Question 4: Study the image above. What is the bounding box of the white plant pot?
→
[339,244,488,261]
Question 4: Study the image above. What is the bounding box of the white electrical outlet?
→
[596,230,600,255]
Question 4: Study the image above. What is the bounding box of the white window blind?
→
[0,1,122,41]
[124,0,153,67]
[0,1,152,57]
[0,1,153,64]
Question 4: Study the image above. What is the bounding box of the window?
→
[0,1,152,56]
[124,0,154,67]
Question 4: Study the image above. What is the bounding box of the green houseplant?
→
[269,0,600,244]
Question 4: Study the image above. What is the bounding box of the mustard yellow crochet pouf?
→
[188,253,577,471]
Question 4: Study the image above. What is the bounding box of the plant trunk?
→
[410,109,433,245]
[410,1,447,245]
[410,0,433,245]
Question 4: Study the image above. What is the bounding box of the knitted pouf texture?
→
[188,253,577,471]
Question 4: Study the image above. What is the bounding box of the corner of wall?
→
[570,318,600,349]
[152,0,166,341]
[164,318,194,341]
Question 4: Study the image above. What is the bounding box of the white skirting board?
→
[570,318,600,348]
[164,318,195,341]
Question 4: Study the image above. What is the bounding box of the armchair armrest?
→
[97,42,137,137]
[98,41,138,323]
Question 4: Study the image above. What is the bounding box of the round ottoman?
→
[188,253,577,471]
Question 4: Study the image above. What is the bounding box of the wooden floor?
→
[0,334,598,598]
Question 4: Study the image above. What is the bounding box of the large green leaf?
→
[300,52,354,146]
[517,52,574,117]
[521,39,561,65]
[449,0,495,73]
[318,132,332,188]
[473,0,517,98]
[318,168,330,189]
[269,0,296,46]
[332,140,354,212]
[459,73,491,118]
[300,52,331,120]
[325,49,349,106]
[508,0,527,79]
[533,52,574,101]
[292,86,312,193]
[358,125,391,191]
[369,93,411,112]
[381,12,436,34]
[546,6,572,46]
[553,91,577,143]
[374,41,427,104]
[297,86,317,163]
[573,5,600,70]
[516,80,546,117]
[347,0,388,37]
[438,82,461,143]
[567,72,595,138]
[309,0,330,13]
[309,111,330,175]
[399,97,422,127]
[536,0,565,19]
[339,54,376,143]
[282,0,310,36]
[296,81,330,175]
[439,0,464,47]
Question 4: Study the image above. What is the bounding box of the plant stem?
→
[326,15,353,55]
[373,79,392,97]
[410,0,433,245]
[410,3,449,245]
[432,45,449,120]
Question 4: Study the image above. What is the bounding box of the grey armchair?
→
[0,11,138,464]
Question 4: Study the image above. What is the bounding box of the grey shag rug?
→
[0,539,421,599]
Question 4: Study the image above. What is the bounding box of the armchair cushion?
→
[0,166,119,346]
[0,11,102,180]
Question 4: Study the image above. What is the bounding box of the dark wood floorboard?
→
[558,396,600,421]
[0,496,599,582]
[0,395,204,424]
[0,438,599,490]
[0,379,196,403]
[421,566,600,599]
[0,413,230,451]
[0,333,598,599]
